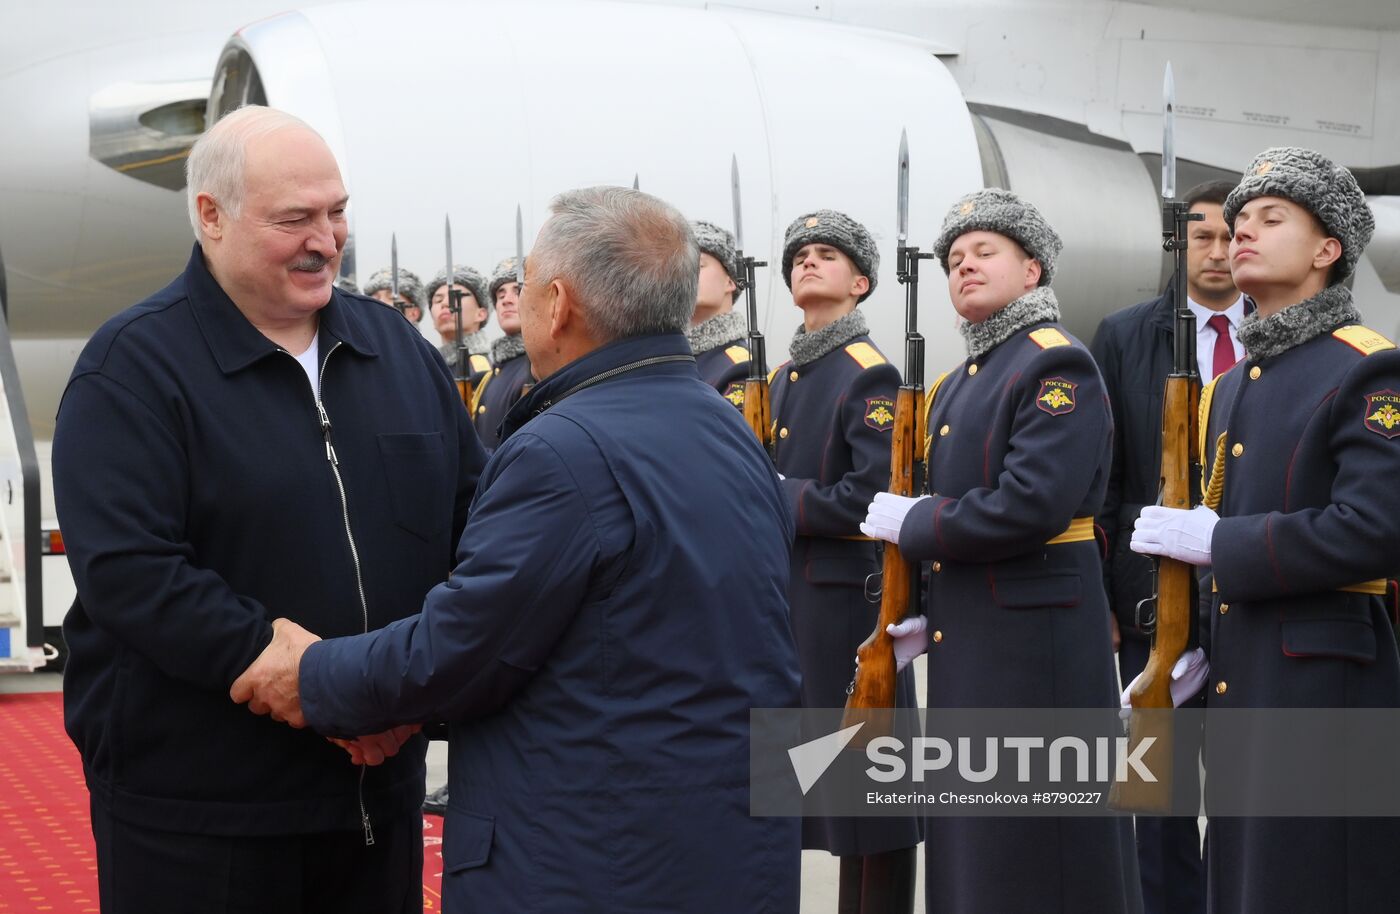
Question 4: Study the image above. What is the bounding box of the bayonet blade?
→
[1162,62,1176,201]
[444,215,454,298]
[390,233,400,302]
[632,173,640,191]
[515,205,525,284]
[730,154,744,253]
[897,129,910,243]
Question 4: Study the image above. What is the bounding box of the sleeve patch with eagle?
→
[1036,377,1077,415]
[1364,389,1400,438]
[865,397,896,430]
[722,382,746,409]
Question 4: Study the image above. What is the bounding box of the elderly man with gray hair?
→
[231,185,804,912]
[54,105,485,913]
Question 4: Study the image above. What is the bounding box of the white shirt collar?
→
[1186,294,1246,330]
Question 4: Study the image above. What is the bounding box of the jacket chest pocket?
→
[377,432,450,541]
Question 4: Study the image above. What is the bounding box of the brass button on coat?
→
[779,427,789,439]
[939,424,950,437]
[1216,681,1228,695]
[967,364,978,376]
[932,561,942,573]
[1220,603,1229,615]
[789,371,799,382]
[1232,442,1244,458]
[932,630,943,643]
[1249,366,1262,380]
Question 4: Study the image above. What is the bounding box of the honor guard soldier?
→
[769,209,920,913]
[364,265,424,324]
[863,189,1143,914]
[426,264,492,379]
[471,256,533,451]
[1130,148,1400,914]
[686,220,750,407]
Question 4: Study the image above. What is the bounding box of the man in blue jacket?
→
[53,105,485,914]
[233,185,804,913]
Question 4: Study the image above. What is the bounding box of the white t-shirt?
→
[293,336,321,398]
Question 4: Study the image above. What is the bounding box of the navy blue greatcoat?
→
[1201,323,1400,914]
[899,320,1143,914]
[301,332,803,913]
[769,330,922,857]
[55,245,483,837]
[470,349,533,450]
[695,337,750,409]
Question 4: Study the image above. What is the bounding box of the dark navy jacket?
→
[899,321,1142,914]
[1201,323,1400,914]
[54,246,484,835]
[471,349,532,450]
[301,332,802,913]
[695,337,750,409]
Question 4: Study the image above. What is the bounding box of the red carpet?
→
[0,692,446,913]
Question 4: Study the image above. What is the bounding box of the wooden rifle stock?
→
[1113,196,1204,814]
[744,375,771,449]
[842,384,922,737]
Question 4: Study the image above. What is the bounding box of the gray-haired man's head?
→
[526,186,697,342]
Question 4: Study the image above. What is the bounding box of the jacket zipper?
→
[296,341,376,847]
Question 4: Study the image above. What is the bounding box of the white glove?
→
[860,492,931,545]
[888,615,929,672]
[1130,504,1218,566]
[1119,647,1209,709]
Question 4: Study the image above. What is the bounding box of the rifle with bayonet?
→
[1114,62,1202,813]
[731,155,771,451]
[843,130,929,735]
[389,233,408,317]
[444,215,473,407]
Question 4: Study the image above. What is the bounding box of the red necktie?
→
[1206,314,1236,380]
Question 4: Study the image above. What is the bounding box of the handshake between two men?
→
[229,618,419,767]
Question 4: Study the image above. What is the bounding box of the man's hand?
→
[328,725,422,766]
[861,492,932,545]
[230,618,321,728]
[1130,504,1218,566]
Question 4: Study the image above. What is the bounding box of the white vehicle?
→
[2,0,1399,669]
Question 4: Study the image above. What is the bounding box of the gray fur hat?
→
[362,267,425,309]
[932,188,1061,286]
[781,209,879,303]
[426,265,491,316]
[488,257,523,302]
[691,220,740,287]
[1223,146,1375,282]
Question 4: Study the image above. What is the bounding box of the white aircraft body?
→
[1,0,1399,646]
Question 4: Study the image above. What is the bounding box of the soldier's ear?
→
[1024,257,1043,290]
[851,274,870,298]
[1313,237,1342,273]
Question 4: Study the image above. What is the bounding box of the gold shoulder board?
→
[1333,325,1396,356]
[470,354,491,374]
[724,345,749,365]
[844,341,887,369]
[1029,327,1071,349]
